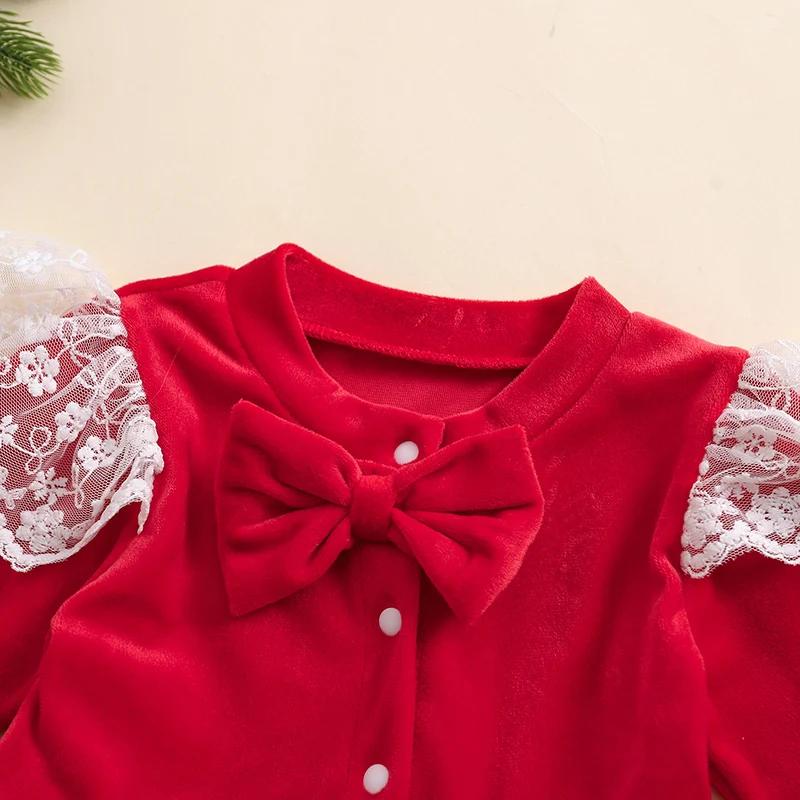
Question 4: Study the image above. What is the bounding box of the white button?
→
[379,607,402,636]
[363,763,389,794]
[393,440,419,465]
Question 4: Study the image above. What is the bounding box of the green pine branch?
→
[0,10,61,99]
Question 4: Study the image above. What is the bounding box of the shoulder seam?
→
[117,265,233,298]
[629,311,751,361]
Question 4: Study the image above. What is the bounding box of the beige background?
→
[1,2,795,794]
[2,1,799,352]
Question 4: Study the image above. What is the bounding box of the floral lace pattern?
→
[682,340,800,577]
[0,231,163,571]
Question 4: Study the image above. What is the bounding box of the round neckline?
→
[224,243,630,463]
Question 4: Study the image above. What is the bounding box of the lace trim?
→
[681,340,800,577]
[0,231,163,572]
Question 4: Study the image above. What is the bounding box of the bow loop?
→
[215,400,545,624]
[350,473,396,542]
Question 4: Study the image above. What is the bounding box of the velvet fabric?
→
[216,399,544,623]
[0,242,798,798]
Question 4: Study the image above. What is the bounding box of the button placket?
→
[345,545,420,797]
[345,436,425,794]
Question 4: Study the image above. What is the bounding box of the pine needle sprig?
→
[0,10,61,99]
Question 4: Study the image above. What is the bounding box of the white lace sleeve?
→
[681,340,800,577]
[0,231,163,572]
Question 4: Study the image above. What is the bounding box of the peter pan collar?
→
[224,243,630,464]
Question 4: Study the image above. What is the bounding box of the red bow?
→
[215,400,544,624]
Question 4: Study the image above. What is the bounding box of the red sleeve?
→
[683,556,800,799]
[0,232,163,741]
[678,341,800,799]
[0,502,139,734]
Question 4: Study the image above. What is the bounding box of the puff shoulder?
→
[682,340,800,577]
[0,231,163,571]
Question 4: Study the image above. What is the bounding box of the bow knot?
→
[215,400,545,624]
[350,472,396,542]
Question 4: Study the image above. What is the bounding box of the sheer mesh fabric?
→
[0,231,163,571]
[682,340,800,577]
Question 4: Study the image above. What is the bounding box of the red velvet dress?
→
[0,234,799,799]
